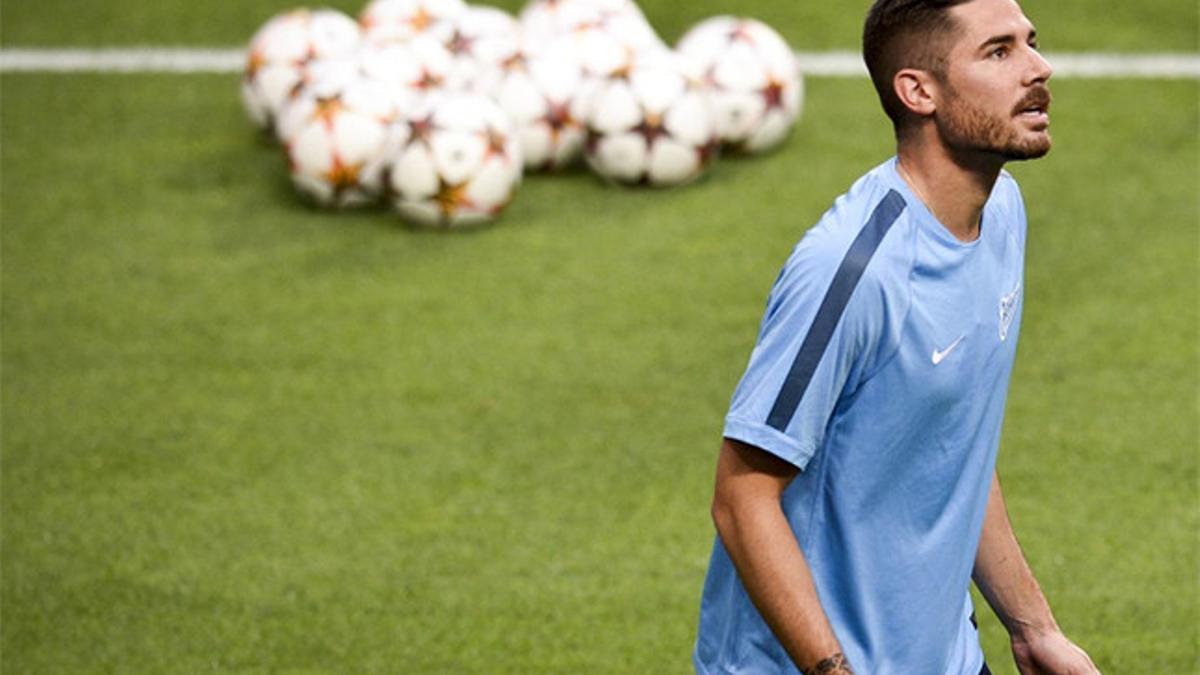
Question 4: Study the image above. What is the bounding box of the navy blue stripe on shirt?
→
[766,189,906,432]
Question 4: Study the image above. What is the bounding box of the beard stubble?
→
[937,84,1052,161]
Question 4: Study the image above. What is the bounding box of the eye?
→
[989,45,1009,60]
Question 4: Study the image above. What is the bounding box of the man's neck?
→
[896,142,1003,243]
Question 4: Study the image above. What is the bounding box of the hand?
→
[1011,629,1100,675]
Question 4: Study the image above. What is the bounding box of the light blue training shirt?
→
[694,157,1027,674]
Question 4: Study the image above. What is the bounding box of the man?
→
[693,1,1101,673]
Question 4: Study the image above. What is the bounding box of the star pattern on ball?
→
[433,176,475,222]
[572,19,605,37]
[447,30,476,57]
[407,113,439,147]
[542,101,577,144]
[606,47,638,81]
[702,64,725,91]
[324,155,365,201]
[359,12,384,33]
[499,51,527,74]
[408,7,434,33]
[413,68,444,90]
[481,126,512,164]
[633,111,669,150]
[312,96,347,130]
[726,23,756,45]
[245,49,266,79]
[760,77,786,112]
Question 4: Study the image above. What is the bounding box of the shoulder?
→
[772,170,915,325]
[794,167,913,276]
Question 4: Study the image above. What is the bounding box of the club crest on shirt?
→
[999,281,1020,341]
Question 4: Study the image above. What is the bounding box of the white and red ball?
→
[241,8,363,132]
[359,0,467,45]
[486,49,589,171]
[274,56,365,144]
[282,75,409,208]
[387,93,523,227]
[583,55,719,187]
[526,0,666,82]
[519,0,661,52]
[676,16,803,154]
[443,5,523,91]
[358,35,456,95]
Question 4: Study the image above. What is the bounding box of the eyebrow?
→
[978,28,1038,51]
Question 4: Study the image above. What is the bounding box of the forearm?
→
[713,474,848,672]
[972,470,1058,638]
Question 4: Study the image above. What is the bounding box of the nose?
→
[1027,46,1053,85]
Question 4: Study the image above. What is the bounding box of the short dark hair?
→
[862,0,973,130]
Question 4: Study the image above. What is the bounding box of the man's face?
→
[935,0,1053,160]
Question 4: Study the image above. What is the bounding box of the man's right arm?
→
[710,437,852,674]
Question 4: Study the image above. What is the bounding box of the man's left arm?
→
[973,471,1101,675]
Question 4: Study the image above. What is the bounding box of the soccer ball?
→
[443,5,523,91]
[519,0,662,52]
[241,8,363,132]
[275,36,451,146]
[358,35,456,94]
[676,16,803,154]
[524,0,666,81]
[282,75,409,208]
[583,55,719,187]
[387,93,523,227]
[485,48,589,171]
[360,0,467,45]
[518,0,595,43]
[274,56,364,145]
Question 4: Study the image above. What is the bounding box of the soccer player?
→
[692,1,1101,673]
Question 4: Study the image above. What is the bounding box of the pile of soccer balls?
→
[241,0,804,228]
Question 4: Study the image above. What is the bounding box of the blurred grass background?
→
[2,1,1198,673]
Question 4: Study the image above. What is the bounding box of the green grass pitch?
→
[2,1,1198,673]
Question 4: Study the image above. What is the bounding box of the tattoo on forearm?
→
[809,653,853,674]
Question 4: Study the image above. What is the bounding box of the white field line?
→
[0,47,1198,79]
[0,48,244,73]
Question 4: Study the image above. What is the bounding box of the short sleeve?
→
[723,191,906,470]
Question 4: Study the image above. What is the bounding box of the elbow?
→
[711,479,794,546]
[710,488,739,542]
[710,494,728,535]
[709,438,798,543]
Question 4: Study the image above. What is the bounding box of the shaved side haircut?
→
[862,0,974,133]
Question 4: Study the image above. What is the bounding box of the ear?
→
[892,68,939,118]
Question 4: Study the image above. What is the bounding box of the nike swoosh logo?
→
[932,335,966,365]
